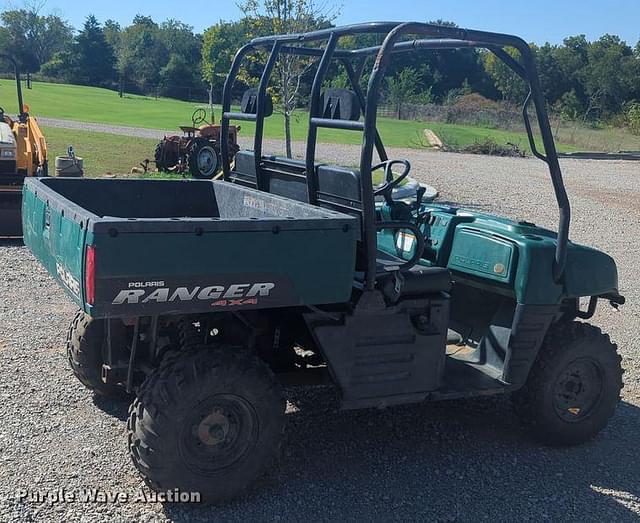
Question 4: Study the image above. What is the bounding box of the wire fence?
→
[377,102,529,130]
[0,72,213,103]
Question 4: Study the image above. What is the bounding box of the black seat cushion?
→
[378,263,451,302]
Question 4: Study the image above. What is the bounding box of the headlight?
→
[1,150,15,158]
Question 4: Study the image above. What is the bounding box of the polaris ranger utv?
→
[23,22,625,503]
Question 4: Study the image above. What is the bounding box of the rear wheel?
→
[154,141,167,171]
[66,311,130,399]
[513,322,623,446]
[127,345,286,503]
[187,139,220,179]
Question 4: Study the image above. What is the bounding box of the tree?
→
[41,15,116,86]
[482,46,530,103]
[386,68,421,119]
[159,53,195,99]
[585,34,638,115]
[74,15,117,85]
[114,16,202,99]
[0,7,73,72]
[116,15,167,94]
[557,36,589,97]
[202,20,248,108]
[238,0,337,158]
[157,20,202,99]
[103,19,121,49]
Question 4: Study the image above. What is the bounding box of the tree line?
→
[2,4,639,127]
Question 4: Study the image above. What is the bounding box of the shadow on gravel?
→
[161,388,640,521]
[92,395,130,422]
[0,238,24,247]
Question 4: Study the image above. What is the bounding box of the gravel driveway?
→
[37,117,174,140]
[0,146,638,522]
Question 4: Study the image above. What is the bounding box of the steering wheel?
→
[191,108,208,127]
[372,159,411,204]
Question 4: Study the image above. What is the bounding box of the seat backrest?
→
[230,151,363,233]
[316,164,362,220]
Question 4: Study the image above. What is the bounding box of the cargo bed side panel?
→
[89,228,356,318]
[22,183,86,307]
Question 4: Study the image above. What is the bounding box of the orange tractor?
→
[154,108,240,179]
[0,54,48,237]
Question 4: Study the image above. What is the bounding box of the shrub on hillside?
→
[451,93,503,111]
[461,138,526,157]
[627,103,640,136]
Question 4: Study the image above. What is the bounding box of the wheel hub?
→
[179,394,258,475]
[197,410,231,446]
[553,358,604,422]
[197,148,216,175]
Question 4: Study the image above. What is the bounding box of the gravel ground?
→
[0,144,638,522]
[38,117,174,140]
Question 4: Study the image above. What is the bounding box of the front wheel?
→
[127,345,286,503]
[512,322,623,446]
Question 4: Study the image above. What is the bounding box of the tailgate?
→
[22,179,87,307]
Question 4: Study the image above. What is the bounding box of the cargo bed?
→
[23,177,358,318]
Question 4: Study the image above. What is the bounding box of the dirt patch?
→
[578,187,640,213]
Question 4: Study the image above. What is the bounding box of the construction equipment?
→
[154,107,240,179]
[23,22,625,504]
[0,54,48,237]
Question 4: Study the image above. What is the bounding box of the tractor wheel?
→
[127,345,286,503]
[187,139,220,179]
[512,322,623,446]
[66,311,131,400]
[154,141,167,171]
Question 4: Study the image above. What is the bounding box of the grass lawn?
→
[4,81,198,129]
[42,126,159,177]
[41,126,395,180]
[8,80,586,153]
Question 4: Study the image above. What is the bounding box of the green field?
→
[43,127,158,177]
[4,80,585,153]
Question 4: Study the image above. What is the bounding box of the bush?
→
[460,138,526,157]
[451,93,502,111]
[627,103,640,135]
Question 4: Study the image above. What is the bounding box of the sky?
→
[14,0,640,45]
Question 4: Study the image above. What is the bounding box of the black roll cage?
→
[220,21,570,292]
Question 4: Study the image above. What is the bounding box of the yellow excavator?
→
[0,54,48,237]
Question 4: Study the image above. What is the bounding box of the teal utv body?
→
[23,22,625,503]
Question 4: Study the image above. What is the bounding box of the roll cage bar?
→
[221,21,571,292]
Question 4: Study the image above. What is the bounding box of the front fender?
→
[564,244,620,299]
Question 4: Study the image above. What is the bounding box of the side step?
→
[305,297,449,409]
